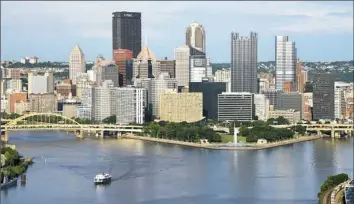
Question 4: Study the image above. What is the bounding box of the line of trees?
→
[1,147,32,183]
[143,121,222,143]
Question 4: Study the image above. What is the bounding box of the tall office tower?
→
[189,79,226,119]
[28,93,57,113]
[296,59,304,93]
[254,94,270,121]
[116,87,147,124]
[275,36,297,91]
[157,58,176,78]
[334,82,350,119]
[215,68,231,82]
[28,72,54,94]
[159,92,203,123]
[230,32,258,93]
[112,12,141,58]
[175,45,190,87]
[113,49,133,87]
[91,80,114,122]
[133,47,160,80]
[92,55,119,87]
[190,55,208,82]
[76,74,93,99]
[313,73,334,120]
[277,92,304,119]
[149,72,177,117]
[218,92,254,122]
[76,87,92,119]
[186,22,206,54]
[69,44,85,85]
[261,88,283,110]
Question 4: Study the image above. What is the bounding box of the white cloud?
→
[1,1,353,39]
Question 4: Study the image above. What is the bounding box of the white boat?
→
[93,173,112,184]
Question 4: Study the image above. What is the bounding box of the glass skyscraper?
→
[230,32,258,93]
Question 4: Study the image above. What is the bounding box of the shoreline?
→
[122,134,322,151]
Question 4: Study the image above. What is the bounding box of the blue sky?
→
[1,1,353,62]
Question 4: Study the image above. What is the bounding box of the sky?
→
[1,1,353,62]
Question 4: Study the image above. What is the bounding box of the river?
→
[1,131,353,204]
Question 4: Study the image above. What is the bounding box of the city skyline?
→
[1,1,353,62]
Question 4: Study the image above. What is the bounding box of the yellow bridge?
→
[1,112,143,142]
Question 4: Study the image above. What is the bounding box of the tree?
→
[102,115,116,124]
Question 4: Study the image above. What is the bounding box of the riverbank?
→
[122,134,322,150]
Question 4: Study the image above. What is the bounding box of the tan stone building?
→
[28,93,57,113]
[159,92,203,123]
[63,104,77,119]
[269,109,301,124]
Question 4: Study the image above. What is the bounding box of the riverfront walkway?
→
[123,134,322,150]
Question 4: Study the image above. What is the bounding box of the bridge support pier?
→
[317,130,322,137]
[116,132,121,139]
[2,130,8,143]
[331,128,335,138]
[76,130,84,140]
[100,130,104,139]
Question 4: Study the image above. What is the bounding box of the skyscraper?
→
[113,49,133,87]
[112,12,141,58]
[313,73,334,120]
[230,32,258,93]
[296,59,304,93]
[69,44,85,85]
[133,46,160,80]
[186,22,206,54]
[218,92,254,122]
[275,36,297,91]
[175,45,190,87]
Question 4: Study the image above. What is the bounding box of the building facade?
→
[159,92,203,123]
[261,88,283,110]
[218,92,254,122]
[189,80,226,119]
[28,72,54,94]
[231,32,258,93]
[214,68,230,82]
[157,58,175,78]
[28,93,57,113]
[91,81,114,122]
[254,94,270,121]
[277,92,304,119]
[112,12,141,58]
[313,73,334,120]
[275,36,297,91]
[185,22,206,54]
[269,109,300,124]
[116,87,146,124]
[334,81,351,119]
[133,47,160,80]
[69,44,85,85]
[174,45,190,87]
[113,49,133,87]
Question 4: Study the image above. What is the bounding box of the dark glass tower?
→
[112,12,142,58]
[312,73,334,120]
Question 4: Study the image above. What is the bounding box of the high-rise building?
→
[28,72,54,94]
[277,92,304,119]
[334,81,351,120]
[275,36,297,91]
[231,32,258,93]
[112,12,141,58]
[218,92,254,122]
[116,87,146,124]
[159,92,203,123]
[296,59,304,93]
[28,93,57,113]
[69,44,85,85]
[148,72,177,117]
[303,92,313,121]
[254,94,270,121]
[189,80,226,119]
[133,47,160,80]
[175,45,190,87]
[313,73,334,120]
[186,22,206,54]
[76,74,93,99]
[92,56,119,87]
[91,80,115,122]
[261,88,283,110]
[113,49,133,87]
[157,58,175,78]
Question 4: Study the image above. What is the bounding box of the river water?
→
[1,131,353,204]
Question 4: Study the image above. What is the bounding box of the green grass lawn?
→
[221,134,247,143]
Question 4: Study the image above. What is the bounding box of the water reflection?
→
[1,131,353,204]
